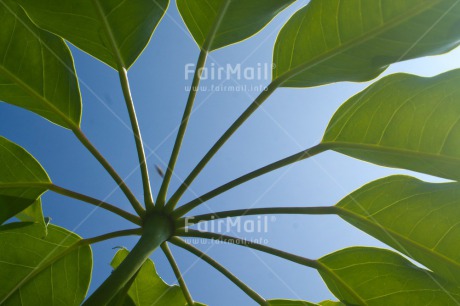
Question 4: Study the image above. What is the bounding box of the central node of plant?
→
[143,211,176,240]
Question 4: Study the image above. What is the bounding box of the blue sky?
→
[2,0,460,305]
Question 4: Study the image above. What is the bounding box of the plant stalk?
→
[72,128,146,217]
[178,228,365,303]
[118,68,155,211]
[166,78,286,211]
[177,206,338,228]
[183,229,365,304]
[173,144,329,217]
[90,0,152,213]
[159,0,231,210]
[157,49,208,208]
[161,242,195,306]
[169,237,268,305]
[177,230,318,269]
[49,184,142,225]
[83,228,143,245]
[83,214,172,305]
[109,271,140,306]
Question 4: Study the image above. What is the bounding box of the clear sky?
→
[1,0,460,305]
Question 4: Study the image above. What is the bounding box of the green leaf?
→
[17,0,169,69]
[0,0,81,128]
[15,199,47,236]
[0,222,92,305]
[317,247,460,305]
[273,0,460,87]
[268,300,317,305]
[177,0,294,51]
[336,175,460,285]
[110,248,185,306]
[323,69,460,180]
[0,137,51,225]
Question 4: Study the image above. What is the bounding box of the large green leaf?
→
[317,247,460,305]
[0,137,50,225]
[273,0,460,87]
[0,222,92,305]
[17,0,169,69]
[0,1,81,128]
[336,175,460,285]
[110,248,185,306]
[322,70,460,180]
[177,0,294,51]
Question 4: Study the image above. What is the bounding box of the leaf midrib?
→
[336,206,460,276]
[0,182,51,189]
[316,261,367,305]
[91,0,126,68]
[276,0,447,85]
[0,239,83,304]
[0,65,77,129]
[201,0,231,52]
[323,141,460,169]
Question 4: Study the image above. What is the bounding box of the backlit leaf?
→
[274,0,460,87]
[0,137,50,225]
[318,247,460,305]
[17,0,169,69]
[0,0,81,128]
[323,70,460,180]
[336,175,460,285]
[0,222,92,305]
[177,0,294,51]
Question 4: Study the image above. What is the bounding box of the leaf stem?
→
[177,206,338,228]
[90,0,152,212]
[157,49,208,208]
[179,231,364,304]
[177,230,318,269]
[169,237,268,305]
[172,144,329,217]
[118,68,155,211]
[72,128,145,217]
[166,78,286,211]
[49,184,142,225]
[161,242,195,306]
[82,228,143,245]
[158,0,231,209]
[83,214,172,305]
